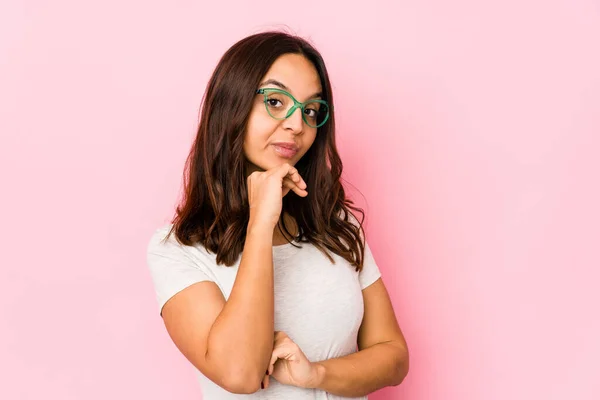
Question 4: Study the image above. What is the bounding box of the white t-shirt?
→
[146,222,382,399]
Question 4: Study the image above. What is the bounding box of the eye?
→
[262,89,293,110]
[304,109,316,118]
[304,106,320,118]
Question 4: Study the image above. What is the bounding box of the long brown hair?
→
[164,30,366,271]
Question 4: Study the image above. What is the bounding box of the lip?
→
[271,142,299,151]
[271,142,299,158]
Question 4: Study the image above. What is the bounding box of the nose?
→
[281,105,304,134]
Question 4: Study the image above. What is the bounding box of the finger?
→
[272,343,297,362]
[268,362,275,376]
[274,330,287,341]
[268,351,279,375]
[271,163,307,190]
[281,179,294,197]
[262,374,270,390]
[283,169,306,190]
[277,164,307,188]
[282,166,307,189]
[271,163,296,178]
[282,177,307,197]
[268,343,291,374]
[274,331,290,346]
[282,177,304,193]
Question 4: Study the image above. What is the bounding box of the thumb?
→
[268,344,295,373]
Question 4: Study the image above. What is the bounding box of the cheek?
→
[300,131,318,153]
[244,112,275,156]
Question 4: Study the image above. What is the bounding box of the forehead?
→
[261,54,322,99]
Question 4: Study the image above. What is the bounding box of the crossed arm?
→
[263,278,409,396]
[309,278,409,397]
[159,226,408,395]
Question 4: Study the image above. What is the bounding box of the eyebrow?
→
[259,78,323,100]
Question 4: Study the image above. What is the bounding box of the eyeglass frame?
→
[255,87,331,128]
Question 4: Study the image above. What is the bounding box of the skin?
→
[243,53,320,245]
[243,54,410,393]
[244,53,320,176]
[160,53,409,396]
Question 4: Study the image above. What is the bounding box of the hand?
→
[261,331,322,390]
[247,163,308,229]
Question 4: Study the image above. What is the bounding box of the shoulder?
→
[145,224,220,316]
[146,223,216,264]
[146,223,183,257]
[338,209,382,288]
[147,223,174,244]
[335,207,366,245]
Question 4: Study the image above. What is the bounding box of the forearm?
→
[206,223,275,383]
[311,342,409,397]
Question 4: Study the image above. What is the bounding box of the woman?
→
[146,30,409,399]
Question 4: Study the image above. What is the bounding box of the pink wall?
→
[2,1,599,399]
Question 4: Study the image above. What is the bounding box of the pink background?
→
[2,1,599,399]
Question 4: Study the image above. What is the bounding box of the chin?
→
[264,155,298,169]
[246,154,299,174]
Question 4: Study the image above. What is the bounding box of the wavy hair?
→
[164,30,366,270]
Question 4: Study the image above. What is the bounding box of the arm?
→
[310,278,409,397]
[160,222,275,394]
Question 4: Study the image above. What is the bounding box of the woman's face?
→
[244,53,322,175]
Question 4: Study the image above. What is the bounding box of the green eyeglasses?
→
[256,88,330,128]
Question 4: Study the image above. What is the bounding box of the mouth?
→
[271,142,299,159]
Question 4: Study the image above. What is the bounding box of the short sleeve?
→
[359,240,382,290]
[342,210,382,290]
[146,226,215,316]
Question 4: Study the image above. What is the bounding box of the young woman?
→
[147,31,409,399]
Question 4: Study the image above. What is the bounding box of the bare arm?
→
[160,164,307,394]
[205,223,276,387]
[309,278,409,397]
[161,223,275,394]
